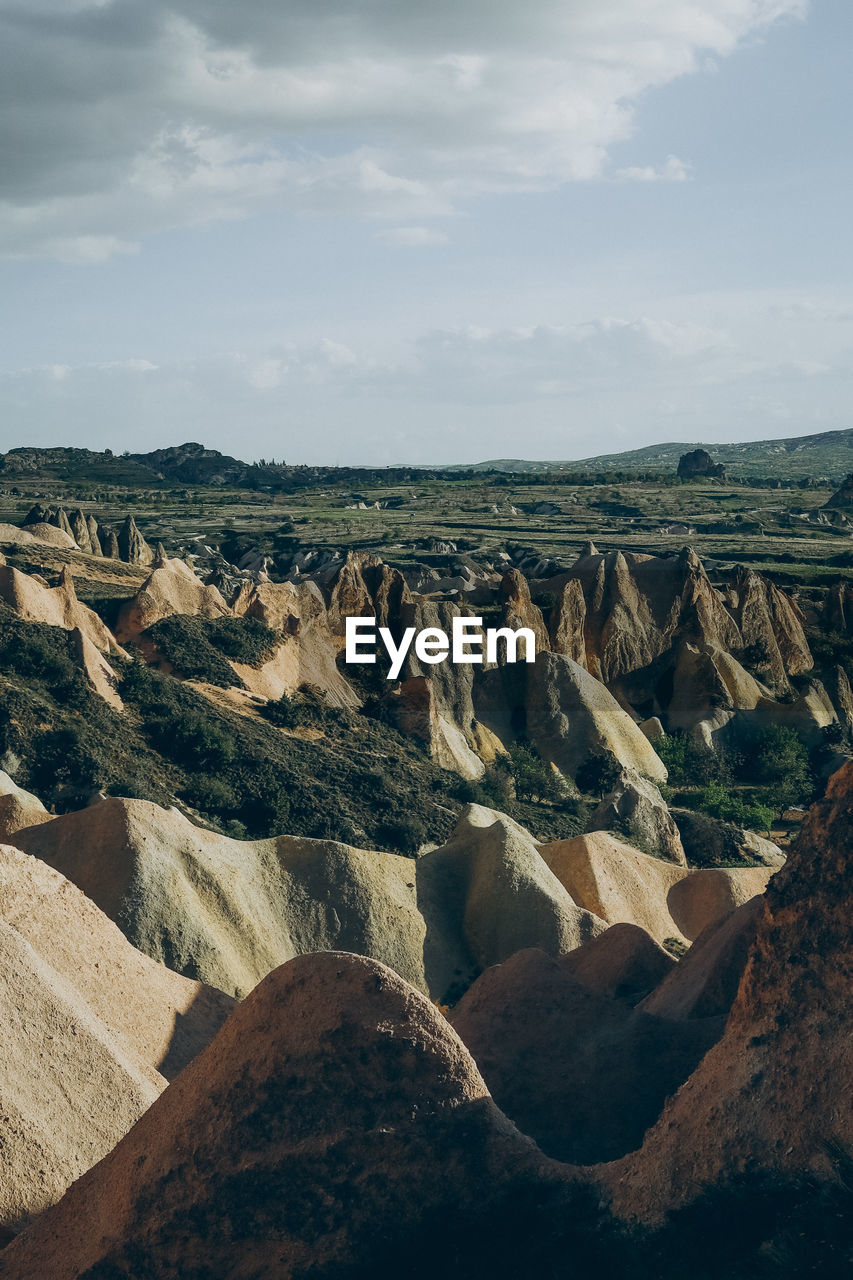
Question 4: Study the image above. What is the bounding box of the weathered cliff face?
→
[603,760,853,1222]
[548,577,587,667]
[326,549,412,637]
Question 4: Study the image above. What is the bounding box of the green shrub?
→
[508,743,565,803]
[374,814,428,854]
[695,780,776,833]
[746,725,814,809]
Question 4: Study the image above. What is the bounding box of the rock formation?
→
[538,831,688,944]
[676,448,726,480]
[451,947,723,1164]
[604,760,853,1220]
[0,771,50,840]
[114,555,230,642]
[0,953,564,1280]
[0,843,232,1233]
[116,515,153,565]
[587,766,686,864]
[10,800,606,1002]
[0,562,124,655]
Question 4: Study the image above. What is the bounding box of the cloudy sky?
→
[1,0,850,464]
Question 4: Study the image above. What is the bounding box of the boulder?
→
[666,865,775,941]
[538,830,687,944]
[676,448,726,480]
[587,767,686,865]
[672,808,785,868]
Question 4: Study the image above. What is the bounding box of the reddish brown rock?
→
[451,948,722,1164]
[604,761,853,1221]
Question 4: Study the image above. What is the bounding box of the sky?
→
[1,0,851,466]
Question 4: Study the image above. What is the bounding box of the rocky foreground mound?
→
[0,845,233,1233]
[0,953,577,1280]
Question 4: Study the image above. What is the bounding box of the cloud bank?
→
[0,0,805,259]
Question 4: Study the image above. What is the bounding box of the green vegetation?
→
[656,725,815,830]
[147,615,279,687]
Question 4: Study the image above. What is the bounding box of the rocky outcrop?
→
[10,800,604,1002]
[0,563,124,655]
[114,555,230,643]
[587,767,686,865]
[0,772,50,840]
[520,653,668,782]
[450,947,723,1164]
[677,448,726,480]
[117,515,153,565]
[823,472,853,509]
[86,514,102,555]
[725,568,812,693]
[101,526,120,559]
[232,579,359,709]
[538,831,687,944]
[672,808,785,868]
[605,761,853,1221]
[561,921,676,1002]
[547,577,587,666]
[640,897,762,1020]
[69,509,92,554]
[384,676,484,780]
[0,843,232,1233]
[666,865,776,940]
[497,569,549,659]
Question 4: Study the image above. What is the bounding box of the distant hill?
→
[454,428,853,480]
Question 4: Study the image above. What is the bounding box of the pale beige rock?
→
[12,798,603,1003]
[0,844,233,1232]
[538,830,687,944]
[0,563,123,654]
[0,771,50,840]
[15,522,78,549]
[524,653,668,782]
[384,676,484,779]
[69,626,124,710]
[114,556,230,642]
[666,866,775,941]
[587,767,686,865]
[231,579,358,709]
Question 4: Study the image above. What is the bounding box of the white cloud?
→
[0,0,806,259]
[375,226,450,247]
[615,154,691,182]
